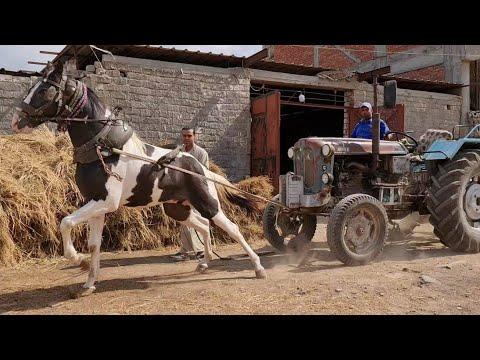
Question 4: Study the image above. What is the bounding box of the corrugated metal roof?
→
[0,68,42,77]
[50,45,328,76]
[379,74,464,92]
[355,70,464,93]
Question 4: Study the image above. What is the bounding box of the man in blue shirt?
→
[351,102,390,140]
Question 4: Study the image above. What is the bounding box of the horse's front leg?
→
[84,214,105,287]
[60,199,117,267]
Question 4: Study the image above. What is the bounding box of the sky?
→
[0,45,263,71]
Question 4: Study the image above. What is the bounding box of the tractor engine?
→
[281,137,426,218]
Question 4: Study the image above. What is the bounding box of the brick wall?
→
[386,45,419,54]
[271,45,376,69]
[352,84,462,138]
[270,45,447,82]
[272,45,314,66]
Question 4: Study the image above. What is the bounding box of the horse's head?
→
[11,62,78,133]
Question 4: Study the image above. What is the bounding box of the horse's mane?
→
[130,132,147,155]
[84,88,107,120]
[83,86,147,156]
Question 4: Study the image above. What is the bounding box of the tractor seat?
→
[415,129,453,154]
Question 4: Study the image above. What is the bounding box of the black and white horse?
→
[11,62,266,294]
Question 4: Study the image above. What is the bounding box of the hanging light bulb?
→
[299,92,305,103]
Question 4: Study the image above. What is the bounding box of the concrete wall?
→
[352,84,462,139]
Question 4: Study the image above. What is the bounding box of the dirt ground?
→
[1,222,480,315]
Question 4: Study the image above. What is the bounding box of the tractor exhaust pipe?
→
[371,75,380,173]
[371,112,380,173]
[357,67,395,174]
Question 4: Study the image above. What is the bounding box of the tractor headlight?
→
[321,172,333,184]
[287,147,294,159]
[322,144,333,157]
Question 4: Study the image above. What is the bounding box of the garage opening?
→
[250,84,346,188]
[280,104,344,174]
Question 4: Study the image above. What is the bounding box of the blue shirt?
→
[351,118,390,139]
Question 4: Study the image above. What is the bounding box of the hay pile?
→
[0,127,273,266]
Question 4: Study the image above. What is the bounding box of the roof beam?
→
[244,48,269,67]
[249,68,364,91]
[28,61,48,66]
[39,50,60,55]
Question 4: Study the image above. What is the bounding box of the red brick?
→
[387,45,419,55]
[273,45,313,66]
[340,45,375,62]
[396,65,445,81]
[318,48,355,69]
[271,45,376,70]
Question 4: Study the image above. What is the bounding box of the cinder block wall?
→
[84,56,252,181]
[0,74,39,134]
[351,84,462,138]
[0,57,253,182]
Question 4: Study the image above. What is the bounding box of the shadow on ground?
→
[0,232,464,314]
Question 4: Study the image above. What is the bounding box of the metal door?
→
[251,91,281,193]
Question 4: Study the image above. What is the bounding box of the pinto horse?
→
[11,62,266,294]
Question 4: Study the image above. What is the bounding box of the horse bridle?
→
[17,65,87,129]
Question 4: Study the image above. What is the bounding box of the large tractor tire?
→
[427,151,480,253]
[327,194,388,265]
[262,195,317,253]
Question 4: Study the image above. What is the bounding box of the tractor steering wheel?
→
[385,131,418,148]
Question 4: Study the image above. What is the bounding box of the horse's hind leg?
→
[211,210,266,279]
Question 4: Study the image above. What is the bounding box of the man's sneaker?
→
[194,251,204,260]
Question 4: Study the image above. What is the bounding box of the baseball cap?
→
[360,102,373,112]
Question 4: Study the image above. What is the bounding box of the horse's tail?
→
[207,171,260,215]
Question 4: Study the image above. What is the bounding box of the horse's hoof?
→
[196,263,208,274]
[79,258,90,271]
[68,285,96,299]
[78,286,96,297]
[255,269,267,279]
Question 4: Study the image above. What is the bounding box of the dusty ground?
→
[1,223,480,315]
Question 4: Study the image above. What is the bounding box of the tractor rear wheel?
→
[427,151,480,252]
[262,195,317,253]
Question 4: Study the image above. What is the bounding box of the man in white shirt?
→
[170,127,210,262]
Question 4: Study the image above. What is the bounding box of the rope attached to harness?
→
[96,146,123,181]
